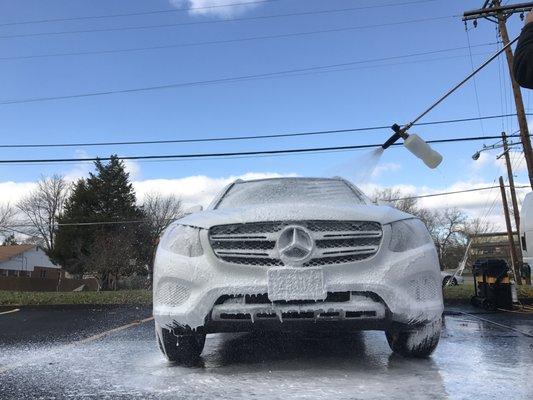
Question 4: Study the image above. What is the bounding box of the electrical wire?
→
[0,29,496,61]
[465,27,486,138]
[0,134,529,165]
[0,113,528,149]
[0,0,438,27]
[0,11,456,40]
[0,0,281,26]
[390,184,531,201]
[0,44,512,106]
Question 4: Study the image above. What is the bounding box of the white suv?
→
[153,178,443,362]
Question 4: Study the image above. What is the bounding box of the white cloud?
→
[169,0,261,17]
[0,181,36,205]
[370,162,401,178]
[63,150,93,182]
[124,160,141,180]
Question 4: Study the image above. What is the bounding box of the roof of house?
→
[0,245,36,262]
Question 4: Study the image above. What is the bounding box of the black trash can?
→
[471,259,513,310]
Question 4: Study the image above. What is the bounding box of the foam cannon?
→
[382,124,443,169]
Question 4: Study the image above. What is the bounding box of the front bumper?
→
[153,226,443,332]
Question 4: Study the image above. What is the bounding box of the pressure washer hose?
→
[458,311,533,338]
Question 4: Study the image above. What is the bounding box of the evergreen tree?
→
[2,234,18,246]
[51,156,150,288]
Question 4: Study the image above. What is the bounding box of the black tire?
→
[386,319,441,358]
[156,324,206,363]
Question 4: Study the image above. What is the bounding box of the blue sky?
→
[0,0,531,225]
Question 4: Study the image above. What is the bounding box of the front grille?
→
[209,220,382,267]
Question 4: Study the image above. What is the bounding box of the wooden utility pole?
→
[499,176,522,284]
[501,132,526,283]
[501,132,521,231]
[464,1,533,190]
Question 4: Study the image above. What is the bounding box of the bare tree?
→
[0,203,15,233]
[17,175,70,254]
[372,188,419,215]
[143,192,183,239]
[372,188,487,269]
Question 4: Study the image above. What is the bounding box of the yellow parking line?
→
[77,316,154,344]
[0,315,154,374]
[0,308,20,316]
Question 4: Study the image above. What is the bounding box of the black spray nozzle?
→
[381,124,405,149]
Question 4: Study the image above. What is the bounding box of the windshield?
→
[215,178,365,209]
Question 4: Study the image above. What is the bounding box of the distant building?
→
[0,245,62,279]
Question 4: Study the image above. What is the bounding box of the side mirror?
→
[184,205,203,215]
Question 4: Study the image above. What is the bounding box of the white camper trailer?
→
[520,192,533,274]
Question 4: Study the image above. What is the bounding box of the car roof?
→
[234,177,346,184]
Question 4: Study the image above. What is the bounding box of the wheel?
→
[386,318,441,358]
[442,276,457,287]
[155,323,206,363]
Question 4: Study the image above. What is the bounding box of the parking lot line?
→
[76,316,154,345]
[0,315,154,375]
[0,308,20,316]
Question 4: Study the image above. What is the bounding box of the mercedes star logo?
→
[277,226,314,265]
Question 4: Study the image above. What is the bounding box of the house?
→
[0,245,62,279]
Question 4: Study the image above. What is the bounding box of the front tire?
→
[386,318,441,358]
[156,323,206,363]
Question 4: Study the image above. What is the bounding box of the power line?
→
[0,29,495,62]
[0,35,492,106]
[12,220,147,227]
[0,113,528,149]
[0,0,280,26]
[0,13,456,40]
[0,0,437,27]
[0,134,528,164]
[465,27,486,138]
[391,184,531,201]
[0,49,497,109]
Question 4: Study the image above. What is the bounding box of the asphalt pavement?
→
[0,305,531,400]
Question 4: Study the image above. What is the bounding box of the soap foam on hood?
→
[177,203,413,230]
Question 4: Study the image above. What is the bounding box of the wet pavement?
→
[0,306,531,399]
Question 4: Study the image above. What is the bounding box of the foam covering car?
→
[153,178,443,362]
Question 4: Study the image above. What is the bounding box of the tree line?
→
[0,156,182,289]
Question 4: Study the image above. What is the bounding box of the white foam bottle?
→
[403,134,443,169]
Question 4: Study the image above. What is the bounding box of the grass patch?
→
[443,283,533,302]
[0,289,152,306]
[1,284,531,306]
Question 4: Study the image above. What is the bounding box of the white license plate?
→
[267,267,326,301]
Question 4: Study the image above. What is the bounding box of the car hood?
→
[176,203,413,229]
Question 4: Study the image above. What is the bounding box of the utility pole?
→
[464,1,533,190]
[501,132,526,282]
[501,132,521,231]
[499,176,522,284]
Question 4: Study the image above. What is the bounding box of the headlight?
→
[159,224,203,257]
[388,219,432,252]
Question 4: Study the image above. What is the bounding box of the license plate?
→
[267,267,326,301]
